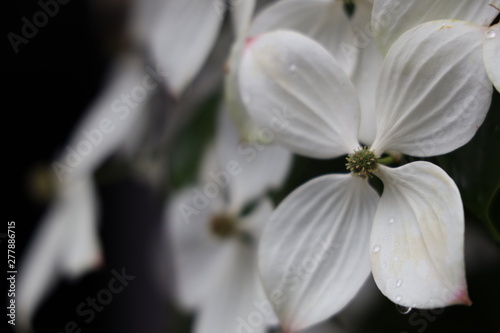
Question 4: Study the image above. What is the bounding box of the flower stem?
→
[377,156,395,166]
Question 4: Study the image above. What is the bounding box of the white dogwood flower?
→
[165,110,291,333]
[239,23,493,332]
[371,0,500,93]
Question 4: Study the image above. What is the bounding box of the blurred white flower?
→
[17,55,152,331]
[18,176,100,332]
[167,189,275,333]
[164,109,291,333]
[239,23,493,331]
[130,0,228,97]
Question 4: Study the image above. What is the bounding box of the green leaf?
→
[437,90,500,242]
[169,94,220,190]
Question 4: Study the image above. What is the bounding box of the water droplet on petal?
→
[396,279,403,287]
[486,29,496,39]
[396,295,402,302]
[389,217,395,224]
[289,64,297,71]
[396,304,412,314]
[373,245,381,253]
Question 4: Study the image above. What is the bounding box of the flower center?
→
[209,214,237,238]
[346,147,378,179]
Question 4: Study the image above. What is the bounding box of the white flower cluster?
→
[17,0,499,333]
[167,1,499,332]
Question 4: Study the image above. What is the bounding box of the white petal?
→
[224,39,262,141]
[483,24,500,93]
[231,0,256,40]
[372,0,499,55]
[349,0,384,145]
[194,242,273,333]
[215,109,292,211]
[250,0,357,77]
[224,40,274,144]
[58,179,101,276]
[491,0,500,10]
[229,142,291,209]
[148,0,223,96]
[54,57,149,183]
[225,0,262,141]
[371,20,492,157]
[198,142,219,187]
[115,104,149,159]
[258,174,379,332]
[239,30,361,159]
[224,0,256,137]
[239,199,274,242]
[18,177,101,331]
[128,0,169,43]
[371,162,470,308]
[165,188,233,310]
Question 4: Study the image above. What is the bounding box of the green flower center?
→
[346,147,378,179]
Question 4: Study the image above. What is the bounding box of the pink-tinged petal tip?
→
[244,36,256,50]
[453,289,472,306]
